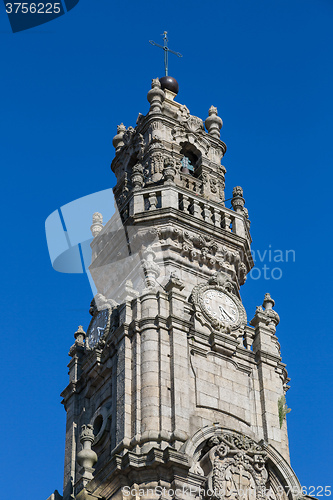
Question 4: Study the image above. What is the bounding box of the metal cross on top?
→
[149,31,183,77]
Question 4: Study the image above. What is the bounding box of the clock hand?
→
[219,305,235,321]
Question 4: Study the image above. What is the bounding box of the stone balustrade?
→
[123,186,249,240]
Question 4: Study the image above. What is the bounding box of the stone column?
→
[165,275,190,447]
[139,287,161,442]
[213,208,221,228]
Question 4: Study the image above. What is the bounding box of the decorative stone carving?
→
[163,157,176,183]
[237,262,247,286]
[250,293,280,330]
[148,192,158,210]
[203,432,270,500]
[177,104,190,122]
[147,78,165,114]
[209,271,235,292]
[89,293,117,316]
[69,325,86,356]
[112,123,126,152]
[199,234,218,260]
[133,132,145,159]
[218,177,226,203]
[74,325,86,346]
[185,115,205,133]
[231,186,246,213]
[210,177,218,194]
[205,105,223,138]
[76,424,98,486]
[131,163,144,190]
[90,212,103,237]
[233,186,243,197]
[179,230,219,262]
[141,246,160,287]
[243,208,251,229]
[165,271,185,292]
[118,172,130,205]
[190,462,205,476]
[148,120,164,143]
[172,125,211,157]
[123,126,135,146]
[150,151,164,175]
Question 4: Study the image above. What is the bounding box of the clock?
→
[202,289,239,325]
[192,282,247,332]
[87,309,110,349]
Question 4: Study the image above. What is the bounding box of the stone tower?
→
[58,77,304,500]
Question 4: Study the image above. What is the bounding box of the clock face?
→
[87,309,109,349]
[202,289,239,325]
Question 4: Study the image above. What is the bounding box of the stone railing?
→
[178,172,203,194]
[124,186,249,240]
[178,192,235,231]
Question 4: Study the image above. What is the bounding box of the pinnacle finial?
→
[231,186,246,213]
[263,293,275,310]
[147,78,165,113]
[250,292,280,330]
[73,325,86,348]
[91,212,103,238]
[205,106,223,138]
[112,123,126,152]
[76,424,98,486]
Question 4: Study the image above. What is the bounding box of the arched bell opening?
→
[180,142,201,176]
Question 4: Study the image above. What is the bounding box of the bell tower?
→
[59,77,303,500]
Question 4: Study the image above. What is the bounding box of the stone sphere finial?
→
[205,105,223,138]
[159,76,179,95]
[90,212,103,238]
[112,123,126,152]
[147,78,165,113]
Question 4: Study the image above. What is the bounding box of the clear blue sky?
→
[0,1,332,498]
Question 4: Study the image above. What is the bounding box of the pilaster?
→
[250,294,290,461]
